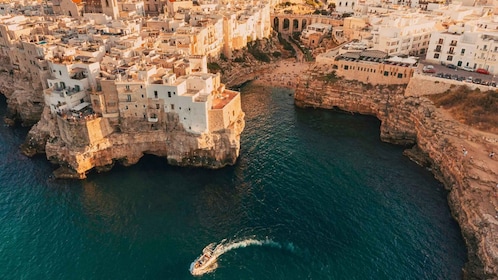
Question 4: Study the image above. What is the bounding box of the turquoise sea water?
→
[0,87,466,280]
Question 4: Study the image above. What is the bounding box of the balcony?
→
[450,42,457,46]
[434,48,441,52]
[447,51,455,54]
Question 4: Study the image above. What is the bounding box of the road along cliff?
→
[295,74,498,280]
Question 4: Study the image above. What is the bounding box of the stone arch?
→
[273,17,279,31]
[283,18,290,31]
[293,19,299,31]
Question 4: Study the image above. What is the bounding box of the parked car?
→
[422,65,436,73]
[436,72,444,78]
[475,68,490,75]
[465,76,473,83]
[473,78,482,84]
[444,73,452,79]
[446,64,457,69]
[460,65,474,72]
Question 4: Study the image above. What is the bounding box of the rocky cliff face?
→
[0,57,44,127]
[295,76,498,279]
[23,109,245,179]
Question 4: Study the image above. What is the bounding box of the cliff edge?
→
[19,102,245,179]
[295,74,498,279]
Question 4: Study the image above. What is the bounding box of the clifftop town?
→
[0,0,497,279]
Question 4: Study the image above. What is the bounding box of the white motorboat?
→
[189,244,219,276]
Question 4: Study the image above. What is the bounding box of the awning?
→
[72,102,90,112]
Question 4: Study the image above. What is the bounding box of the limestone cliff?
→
[0,57,44,127]
[295,75,498,279]
[26,109,245,179]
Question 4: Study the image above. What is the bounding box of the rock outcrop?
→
[0,57,44,127]
[22,107,245,179]
[295,75,498,279]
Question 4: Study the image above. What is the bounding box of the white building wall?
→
[426,31,477,69]
[474,33,498,74]
[176,94,209,133]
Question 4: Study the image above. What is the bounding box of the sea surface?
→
[0,86,466,280]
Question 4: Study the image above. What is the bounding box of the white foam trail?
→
[190,238,293,276]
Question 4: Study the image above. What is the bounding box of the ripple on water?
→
[0,88,466,279]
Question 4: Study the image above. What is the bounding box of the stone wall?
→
[333,60,414,85]
[295,77,498,280]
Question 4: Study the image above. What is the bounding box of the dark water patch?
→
[0,87,466,279]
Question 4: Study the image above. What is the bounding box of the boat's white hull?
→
[189,255,218,276]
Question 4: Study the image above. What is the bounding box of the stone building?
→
[324,50,415,85]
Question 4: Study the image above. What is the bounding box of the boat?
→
[189,244,219,276]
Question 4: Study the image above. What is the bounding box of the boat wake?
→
[189,238,294,276]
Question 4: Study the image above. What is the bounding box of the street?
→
[418,61,497,86]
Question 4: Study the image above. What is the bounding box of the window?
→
[461,49,465,55]
[438,38,443,44]
[141,94,144,98]
[397,73,403,78]
[434,53,439,59]
[447,55,453,61]
[384,71,389,76]
[154,90,158,98]
[168,91,171,98]
[125,85,130,91]
[127,94,131,102]
[171,104,174,110]
[156,104,160,109]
